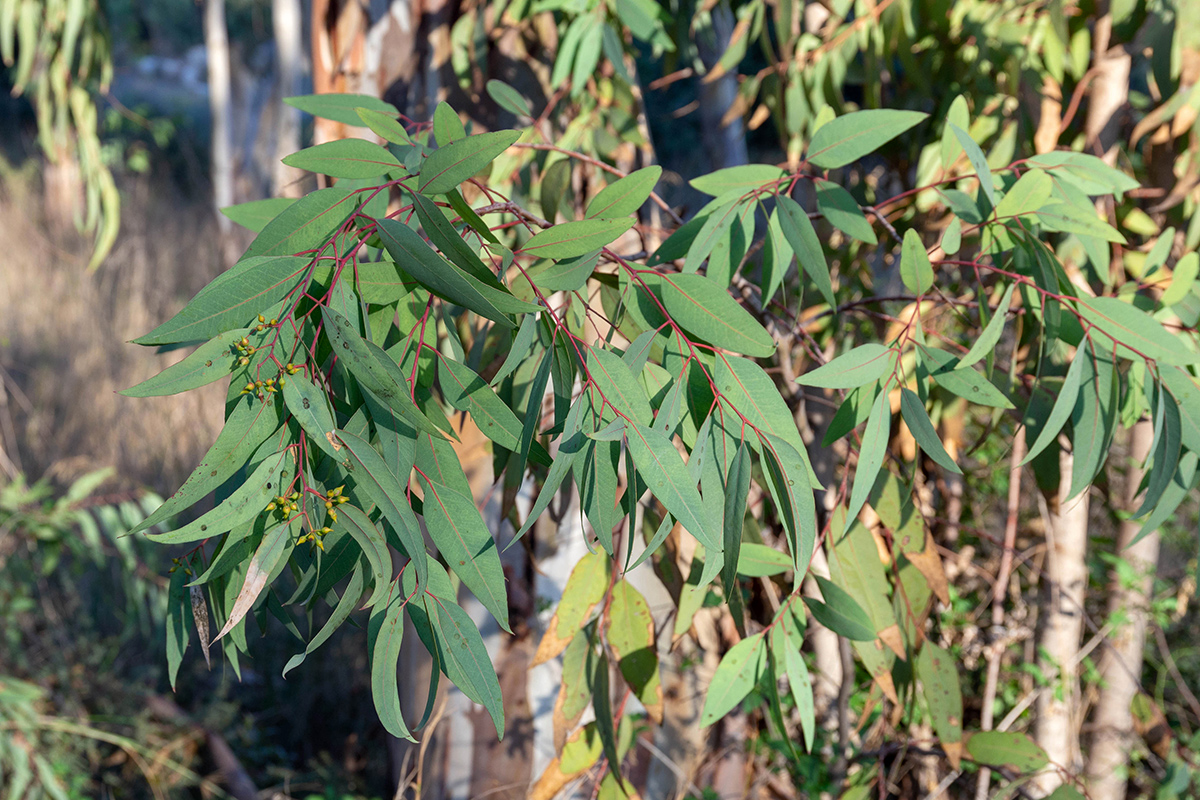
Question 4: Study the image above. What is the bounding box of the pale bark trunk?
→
[1087,420,1157,800]
[272,0,305,198]
[1032,449,1090,795]
[204,0,238,267]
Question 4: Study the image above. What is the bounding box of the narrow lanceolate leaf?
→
[376,218,536,327]
[533,250,601,293]
[285,93,398,126]
[759,433,818,585]
[806,576,876,640]
[921,347,1014,408]
[701,633,766,725]
[356,107,412,144]
[491,314,539,387]
[409,193,500,288]
[283,561,365,677]
[1136,386,1181,517]
[439,356,523,450]
[215,519,292,640]
[337,505,392,608]
[815,180,877,244]
[246,187,361,258]
[150,450,294,543]
[485,79,533,118]
[900,229,935,295]
[220,198,296,233]
[533,550,610,664]
[281,373,343,459]
[166,569,189,690]
[592,652,621,771]
[418,478,510,632]
[320,306,442,438]
[133,257,308,345]
[784,644,816,753]
[899,389,962,474]
[965,731,1048,772]
[122,327,252,396]
[419,129,521,195]
[797,344,894,389]
[607,580,663,724]
[426,594,505,737]
[661,273,776,357]
[689,164,786,197]
[190,584,211,669]
[134,396,282,533]
[588,346,652,425]
[776,195,835,308]
[282,139,404,179]
[1022,348,1086,465]
[586,166,662,219]
[721,442,751,597]
[951,124,996,207]
[736,543,793,576]
[625,419,722,557]
[960,283,1016,368]
[337,430,427,590]
[368,586,414,741]
[806,110,928,169]
[1162,367,1200,452]
[846,389,891,524]
[1075,295,1200,366]
[1036,203,1126,244]
[521,218,636,260]
[918,642,964,766]
[1068,343,1117,499]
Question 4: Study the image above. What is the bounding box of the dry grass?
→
[0,169,232,494]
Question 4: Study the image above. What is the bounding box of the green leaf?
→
[245,187,361,258]
[409,193,502,287]
[940,95,970,169]
[418,478,510,632]
[815,179,877,244]
[282,139,404,179]
[965,731,1048,772]
[797,344,894,389]
[337,430,428,590]
[150,450,294,544]
[950,124,996,208]
[522,218,635,260]
[433,101,466,145]
[1036,203,1126,243]
[215,518,293,640]
[533,550,610,663]
[899,388,961,474]
[336,506,392,608]
[533,249,601,292]
[367,585,414,741]
[133,396,283,533]
[586,166,662,219]
[540,159,572,224]
[515,396,589,541]
[285,93,398,125]
[122,327,253,397]
[1163,252,1199,306]
[900,229,934,295]
[661,274,775,357]
[1022,349,1086,465]
[960,283,1016,368]
[1136,385,1181,517]
[283,561,365,677]
[735,542,792,577]
[921,347,1014,408]
[355,108,412,144]
[1162,367,1200,452]
[942,216,962,255]
[700,633,766,725]
[426,594,506,737]
[1068,343,1117,499]
[221,198,297,233]
[689,165,786,197]
[1075,295,1200,366]
[607,580,662,722]
[776,194,835,308]
[376,218,535,327]
[994,168,1052,219]
[281,372,343,459]
[806,576,876,640]
[439,356,523,450]
[625,419,722,558]
[846,389,891,524]
[166,568,190,691]
[918,642,963,750]
[491,315,540,387]
[592,652,621,770]
[806,109,928,169]
[419,129,521,195]
[784,642,815,752]
[588,346,652,425]
[558,632,600,730]
[485,79,533,117]
[715,355,814,478]
[320,306,443,438]
[579,439,621,553]
[133,257,308,345]
[721,441,751,596]
[759,433,817,584]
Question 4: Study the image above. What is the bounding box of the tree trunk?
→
[272,0,306,198]
[1032,449,1090,795]
[696,0,748,171]
[203,0,238,267]
[1087,421,1157,800]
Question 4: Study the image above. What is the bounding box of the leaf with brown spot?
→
[532,551,610,665]
[606,580,663,724]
